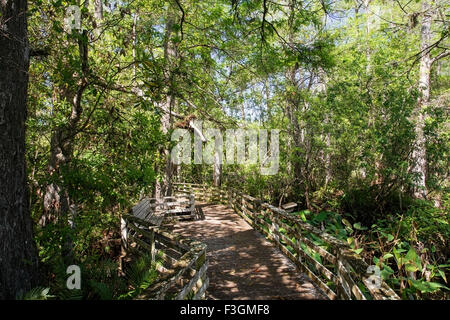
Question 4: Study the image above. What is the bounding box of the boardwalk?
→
[173,203,327,300]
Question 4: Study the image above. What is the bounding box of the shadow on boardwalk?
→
[173,203,328,300]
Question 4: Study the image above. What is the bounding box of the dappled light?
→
[174,202,326,300]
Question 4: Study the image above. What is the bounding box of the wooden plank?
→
[190,272,208,298]
[128,234,152,252]
[175,261,208,300]
[281,202,297,212]
[126,221,155,240]
[336,258,365,300]
[272,234,337,300]
[227,188,338,299]
[246,212,340,299]
[166,208,193,215]
[172,184,399,300]
[142,247,206,300]
[155,230,191,252]
[193,276,209,300]
[275,217,337,265]
[271,218,336,283]
[124,215,158,228]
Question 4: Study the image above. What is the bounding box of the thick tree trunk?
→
[0,0,40,299]
[285,0,312,207]
[155,3,178,198]
[411,0,432,199]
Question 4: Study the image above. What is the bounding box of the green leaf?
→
[299,211,307,222]
[438,270,447,283]
[347,237,355,246]
[314,211,328,222]
[383,253,394,260]
[405,247,422,271]
[353,222,367,230]
[342,218,352,229]
[410,280,450,293]
[405,263,419,272]
[373,256,380,265]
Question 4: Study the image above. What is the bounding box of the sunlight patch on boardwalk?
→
[173,203,327,300]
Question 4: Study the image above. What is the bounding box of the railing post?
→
[270,212,279,244]
[150,227,156,263]
[119,215,128,275]
[336,252,352,299]
[121,215,128,251]
[254,199,261,216]
[189,193,195,219]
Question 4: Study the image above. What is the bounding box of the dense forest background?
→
[1,0,449,300]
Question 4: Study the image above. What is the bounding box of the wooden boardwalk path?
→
[173,203,327,300]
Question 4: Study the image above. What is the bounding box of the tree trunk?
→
[42,11,90,264]
[213,149,222,187]
[155,3,178,198]
[93,0,103,36]
[285,0,311,206]
[0,0,40,299]
[364,0,372,73]
[42,26,89,226]
[264,78,271,123]
[411,0,432,199]
[132,12,139,82]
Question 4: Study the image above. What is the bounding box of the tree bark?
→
[411,0,432,199]
[0,0,40,299]
[42,8,91,263]
[93,0,103,36]
[155,2,178,198]
[42,27,89,227]
[285,0,312,207]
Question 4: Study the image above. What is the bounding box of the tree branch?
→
[173,0,185,41]
[431,50,450,65]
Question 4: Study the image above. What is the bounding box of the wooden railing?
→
[173,182,400,300]
[121,197,208,300]
[174,183,228,203]
[131,194,197,224]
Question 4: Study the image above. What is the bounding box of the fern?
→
[122,253,158,298]
[89,280,114,300]
[21,287,54,300]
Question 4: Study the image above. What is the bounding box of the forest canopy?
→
[0,0,449,301]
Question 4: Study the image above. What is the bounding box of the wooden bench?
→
[131,197,165,226]
[281,202,298,213]
[130,194,197,227]
[165,194,196,221]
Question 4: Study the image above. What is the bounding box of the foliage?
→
[21,0,449,300]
